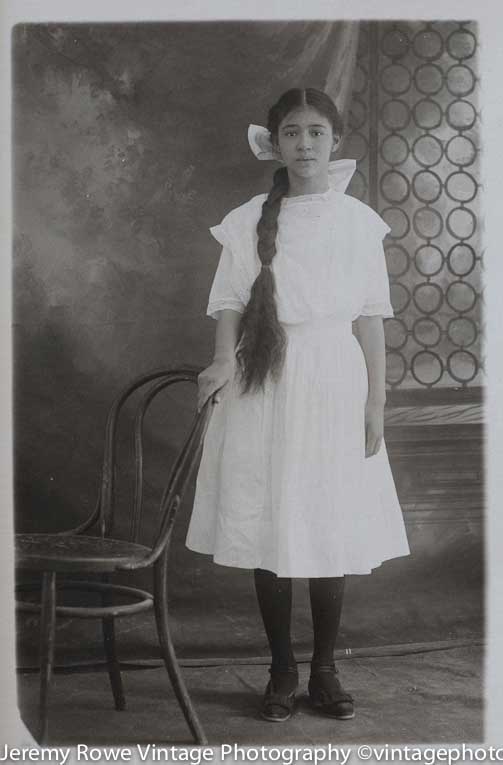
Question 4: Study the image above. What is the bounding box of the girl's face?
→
[272,105,340,182]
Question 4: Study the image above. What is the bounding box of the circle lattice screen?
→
[346,21,482,390]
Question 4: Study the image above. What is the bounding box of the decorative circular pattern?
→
[412,170,443,203]
[343,132,368,162]
[412,98,443,130]
[445,281,478,312]
[446,28,477,61]
[445,135,477,166]
[382,207,411,239]
[411,351,444,386]
[412,134,444,167]
[446,64,476,97]
[414,63,444,95]
[381,27,410,59]
[447,349,478,383]
[447,243,476,276]
[386,351,408,385]
[389,282,411,313]
[412,317,442,348]
[446,99,477,131]
[447,316,478,347]
[415,244,444,276]
[413,28,444,60]
[384,318,409,350]
[385,244,409,277]
[381,99,411,131]
[380,134,409,165]
[446,207,477,239]
[381,63,412,95]
[349,169,368,201]
[413,207,444,239]
[349,98,368,130]
[353,21,481,391]
[413,282,444,314]
[380,170,410,204]
[445,171,478,203]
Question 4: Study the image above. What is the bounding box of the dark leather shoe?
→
[260,667,298,722]
[308,664,355,720]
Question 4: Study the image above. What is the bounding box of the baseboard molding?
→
[16,637,484,674]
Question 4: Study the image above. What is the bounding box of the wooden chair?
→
[15,368,214,745]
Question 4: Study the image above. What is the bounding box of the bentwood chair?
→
[15,368,214,745]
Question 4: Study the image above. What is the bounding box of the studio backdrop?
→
[13,20,483,665]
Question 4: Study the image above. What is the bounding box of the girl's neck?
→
[284,174,330,198]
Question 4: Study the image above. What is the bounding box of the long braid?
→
[236,166,289,394]
[235,88,344,396]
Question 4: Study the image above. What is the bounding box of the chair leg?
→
[101,574,126,711]
[153,555,208,745]
[102,615,126,711]
[39,571,56,744]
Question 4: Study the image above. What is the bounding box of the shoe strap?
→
[264,680,296,710]
[310,663,339,674]
[269,666,299,676]
[265,689,296,705]
[309,666,353,704]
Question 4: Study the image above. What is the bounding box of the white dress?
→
[186,169,411,578]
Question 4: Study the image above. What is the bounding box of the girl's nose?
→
[297,131,312,151]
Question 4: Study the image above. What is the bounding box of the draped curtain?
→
[14,20,361,533]
[14,22,363,661]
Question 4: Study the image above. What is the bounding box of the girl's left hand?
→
[365,400,385,458]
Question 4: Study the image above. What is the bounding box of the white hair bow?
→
[247,123,357,193]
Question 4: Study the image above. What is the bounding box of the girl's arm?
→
[197,309,242,411]
[353,315,387,457]
[353,315,387,405]
[212,308,242,363]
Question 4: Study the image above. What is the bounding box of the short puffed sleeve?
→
[359,208,394,318]
[206,245,246,319]
[205,201,263,319]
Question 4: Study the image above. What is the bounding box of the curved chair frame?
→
[15,368,215,745]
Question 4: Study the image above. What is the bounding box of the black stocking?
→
[253,568,298,693]
[308,576,346,670]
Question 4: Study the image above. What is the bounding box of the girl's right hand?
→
[197,357,236,412]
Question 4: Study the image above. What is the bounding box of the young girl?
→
[186,88,410,723]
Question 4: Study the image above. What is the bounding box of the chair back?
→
[82,368,214,557]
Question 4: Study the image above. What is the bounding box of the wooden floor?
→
[385,386,483,520]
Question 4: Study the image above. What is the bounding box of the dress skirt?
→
[185,314,411,578]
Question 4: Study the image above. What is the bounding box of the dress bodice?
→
[206,187,394,324]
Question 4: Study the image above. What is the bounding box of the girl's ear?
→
[271,137,282,162]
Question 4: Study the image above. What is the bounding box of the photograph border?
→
[1,0,500,754]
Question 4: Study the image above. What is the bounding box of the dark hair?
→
[235,88,345,395]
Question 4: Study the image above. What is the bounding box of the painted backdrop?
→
[13,23,482,666]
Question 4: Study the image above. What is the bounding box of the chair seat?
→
[15,533,152,573]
